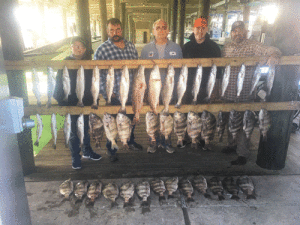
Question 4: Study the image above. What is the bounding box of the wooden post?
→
[178,0,186,47]
[113,0,121,19]
[62,7,68,38]
[167,4,171,28]
[200,0,210,20]
[99,0,108,42]
[121,2,126,30]
[171,0,178,43]
[243,5,250,30]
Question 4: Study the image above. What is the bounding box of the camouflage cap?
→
[231,21,246,31]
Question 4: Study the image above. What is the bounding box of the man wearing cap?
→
[221,21,281,165]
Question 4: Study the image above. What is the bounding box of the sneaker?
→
[83,152,102,161]
[166,146,175,154]
[147,145,157,153]
[128,142,143,151]
[72,160,82,170]
[221,146,237,154]
[110,154,118,162]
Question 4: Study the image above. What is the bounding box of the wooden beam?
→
[171,0,179,42]
[178,0,186,47]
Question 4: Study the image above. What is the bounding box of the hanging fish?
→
[148,64,161,114]
[162,64,175,113]
[175,64,188,108]
[64,113,71,148]
[228,110,243,142]
[34,114,43,146]
[47,66,56,108]
[74,180,89,202]
[201,110,216,146]
[209,177,225,200]
[103,113,118,151]
[76,65,85,107]
[51,113,57,149]
[249,64,261,96]
[91,66,100,109]
[89,113,104,148]
[222,177,240,200]
[32,68,41,107]
[173,111,187,148]
[243,110,256,140]
[165,177,178,199]
[221,64,231,98]
[216,111,227,142]
[77,114,84,149]
[187,111,202,149]
[136,181,151,207]
[116,113,132,150]
[193,175,210,198]
[192,64,203,104]
[59,178,73,199]
[259,108,271,141]
[120,181,135,208]
[103,183,119,208]
[62,66,71,102]
[179,179,194,202]
[119,65,130,114]
[106,66,115,105]
[146,111,159,145]
[151,179,166,201]
[207,64,217,101]
[160,112,173,146]
[237,64,246,98]
[267,65,275,96]
[237,175,256,199]
[87,181,102,203]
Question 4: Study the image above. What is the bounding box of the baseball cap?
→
[231,21,246,31]
[194,17,208,28]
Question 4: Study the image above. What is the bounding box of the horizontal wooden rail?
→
[5,56,300,70]
[24,101,300,116]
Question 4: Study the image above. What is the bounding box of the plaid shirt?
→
[221,39,281,102]
[94,38,138,103]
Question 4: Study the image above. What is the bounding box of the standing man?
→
[94,18,143,162]
[140,19,183,154]
[221,21,281,165]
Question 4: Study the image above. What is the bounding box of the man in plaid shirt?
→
[221,21,281,165]
[94,18,142,162]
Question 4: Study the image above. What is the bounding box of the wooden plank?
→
[4,56,300,70]
[24,101,300,116]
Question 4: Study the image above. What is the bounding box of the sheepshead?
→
[207,64,217,101]
[116,113,132,150]
[216,111,227,142]
[148,64,161,114]
[51,113,57,149]
[221,64,231,97]
[103,183,119,207]
[151,179,166,201]
[91,66,100,109]
[32,68,41,107]
[267,65,275,96]
[228,110,243,142]
[62,66,71,102]
[222,177,239,200]
[243,110,256,140]
[74,180,88,201]
[132,65,146,124]
[187,111,202,149]
[76,65,85,107]
[237,64,246,98]
[34,114,43,146]
[175,64,188,108]
[209,177,225,200]
[192,65,203,104]
[179,179,194,202]
[89,113,104,148]
[136,181,151,207]
[119,65,130,114]
[106,66,115,104]
[201,110,216,146]
[162,64,175,113]
[87,181,102,202]
[64,113,71,148]
[165,177,178,198]
[103,113,118,150]
[59,178,73,199]
[249,64,261,96]
[193,175,210,198]
[259,108,271,141]
[47,66,56,108]
[160,112,173,142]
[173,111,187,148]
[237,175,256,199]
[146,111,159,143]
[77,114,84,149]
[120,181,135,208]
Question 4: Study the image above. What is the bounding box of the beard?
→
[110,35,123,42]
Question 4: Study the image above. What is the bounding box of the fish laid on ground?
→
[165,177,178,199]
[132,65,146,124]
[32,68,41,107]
[151,179,166,201]
[89,113,104,148]
[59,178,74,199]
[76,65,85,107]
[162,64,175,113]
[267,65,275,96]
[74,181,89,201]
[119,65,130,114]
[216,111,227,142]
[237,175,256,199]
[106,66,115,105]
[116,113,132,150]
[179,179,194,202]
[209,177,225,200]
[243,110,256,140]
[47,66,56,108]
[249,64,261,96]
[146,111,159,144]
[259,108,271,141]
[120,181,135,208]
[103,183,119,207]
[201,110,216,146]
[91,66,100,109]
[192,65,203,104]
[221,64,231,97]
[136,181,151,207]
[103,113,118,150]
[173,111,187,148]
[63,66,71,102]
[228,110,243,142]
[175,64,188,108]
[160,112,173,143]
[207,64,217,101]
[222,177,240,200]
[237,64,246,98]
[77,114,84,149]
[193,175,210,198]
[34,114,43,146]
[148,65,161,114]
[64,113,71,148]
[187,111,202,149]
[51,113,57,149]
[87,181,102,202]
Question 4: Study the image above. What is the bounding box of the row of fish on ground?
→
[32,63,275,124]
[34,108,271,150]
[59,175,256,210]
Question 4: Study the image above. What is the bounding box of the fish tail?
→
[175,103,181,109]
[123,202,132,208]
[158,195,166,201]
[141,206,151,214]
[111,201,118,208]
[204,193,211,199]
[85,199,95,207]
[53,144,56,149]
[168,194,174,199]
[118,107,126,114]
[218,195,225,201]
[192,99,197,105]
[34,141,39,146]
[247,195,256,200]
[77,102,84,107]
[177,140,183,147]
[91,104,98,109]
[187,197,194,203]
[111,141,119,151]
[231,195,240,200]
[141,201,149,207]
[263,134,267,142]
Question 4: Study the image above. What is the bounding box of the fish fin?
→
[111,201,118,208]
[174,103,181,108]
[247,195,256,200]
[77,102,84,107]
[141,206,151,214]
[111,141,119,150]
[187,197,194,203]
[218,195,225,201]
[34,141,39,146]
[168,194,174,199]
[118,107,126,115]
[204,193,211,199]
[158,195,166,201]
[91,104,98,109]
[231,195,240,200]
[53,144,56,149]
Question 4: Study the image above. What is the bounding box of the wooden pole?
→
[243,5,250,30]
[167,4,171,28]
[171,0,178,42]
[113,0,121,19]
[62,7,68,38]
[99,0,108,42]
[121,2,126,29]
[201,0,210,20]
[178,0,186,47]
